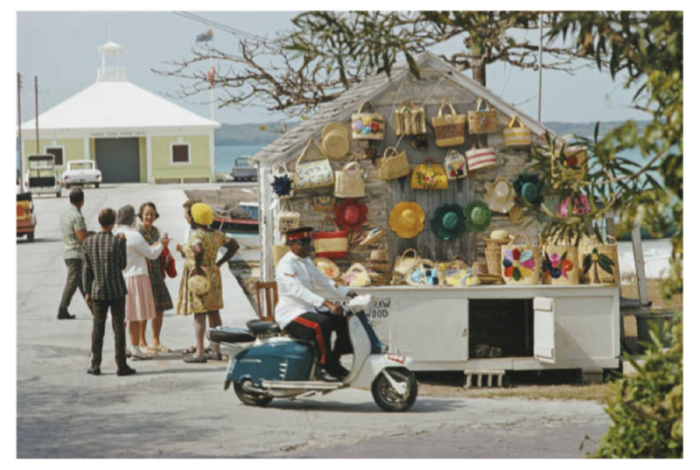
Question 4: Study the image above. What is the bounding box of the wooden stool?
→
[255,281,278,321]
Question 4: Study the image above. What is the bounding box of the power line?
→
[172,11,269,43]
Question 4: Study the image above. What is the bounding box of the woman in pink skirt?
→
[114,205,171,360]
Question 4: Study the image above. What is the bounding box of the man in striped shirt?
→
[58,188,89,320]
[82,208,134,376]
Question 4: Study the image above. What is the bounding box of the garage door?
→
[95,138,140,183]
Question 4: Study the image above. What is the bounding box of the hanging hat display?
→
[484,176,516,214]
[430,203,466,241]
[464,200,492,233]
[333,198,368,232]
[321,122,350,160]
[513,173,545,208]
[389,202,425,239]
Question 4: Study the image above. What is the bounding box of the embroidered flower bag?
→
[312,216,349,259]
[351,101,385,141]
[501,235,540,285]
[411,158,449,190]
[277,200,300,234]
[294,140,334,190]
[578,235,619,285]
[503,116,531,148]
[271,161,294,199]
[541,235,579,285]
[431,99,467,147]
[468,97,498,134]
[444,150,468,180]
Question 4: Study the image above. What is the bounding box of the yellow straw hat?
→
[389,202,425,239]
[191,203,214,226]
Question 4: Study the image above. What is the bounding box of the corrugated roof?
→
[22,80,220,132]
[253,51,554,165]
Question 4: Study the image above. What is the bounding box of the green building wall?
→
[22,138,86,173]
[151,135,211,182]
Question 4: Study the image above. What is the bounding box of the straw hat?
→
[321,122,350,160]
[430,203,466,241]
[463,200,492,233]
[333,198,368,232]
[314,257,341,279]
[389,202,425,239]
[484,176,516,214]
[188,269,211,296]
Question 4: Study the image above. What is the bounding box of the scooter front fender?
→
[351,353,413,388]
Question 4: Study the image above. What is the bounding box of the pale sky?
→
[17,11,650,126]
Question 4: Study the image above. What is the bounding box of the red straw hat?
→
[334,198,368,232]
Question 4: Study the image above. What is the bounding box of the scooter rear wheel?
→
[234,380,273,407]
[371,367,418,412]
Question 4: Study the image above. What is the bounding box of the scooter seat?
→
[207,326,256,344]
[246,319,282,336]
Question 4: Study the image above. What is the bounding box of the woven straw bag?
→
[351,101,385,141]
[312,216,349,259]
[541,235,579,285]
[343,263,372,288]
[394,101,426,136]
[431,99,467,147]
[334,159,366,198]
[411,158,449,190]
[501,235,540,285]
[468,97,498,134]
[405,259,440,286]
[578,235,619,285]
[552,144,589,183]
[393,248,421,277]
[377,146,410,181]
[444,150,468,180]
[503,116,531,148]
[294,140,334,190]
[277,200,300,234]
[466,142,498,172]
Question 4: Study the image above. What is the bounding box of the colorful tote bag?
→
[334,159,366,198]
[431,99,467,147]
[351,101,385,141]
[394,101,427,136]
[468,97,498,134]
[444,150,468,180]
[541,235,579,285]
[271,161,295,199]
[503,116,531,148]
[312,216,349,259]
[578,235,619,285]
[501,235,540,285]
[294,140,334,190]
[277,200,301,234]
[377,147,410,181]
[466,142,498,172]
[411,158,449,190]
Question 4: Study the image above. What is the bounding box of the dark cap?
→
[286,226,314,241]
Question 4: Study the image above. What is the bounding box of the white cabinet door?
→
[394,297,468,362]
[534,296,556,364]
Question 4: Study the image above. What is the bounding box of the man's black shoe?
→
[117,366,137,377]
[87,366,101,376]
[315,367,341,382]
[57,312,76,320]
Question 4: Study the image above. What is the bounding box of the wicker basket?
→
[485,247,502,276]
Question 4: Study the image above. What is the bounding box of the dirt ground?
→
[621,278,682,311]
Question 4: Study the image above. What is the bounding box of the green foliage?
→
[592,317,683,458]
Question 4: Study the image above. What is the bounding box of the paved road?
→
[17,184,610,458]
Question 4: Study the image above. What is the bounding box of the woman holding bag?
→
[176,203,239,363]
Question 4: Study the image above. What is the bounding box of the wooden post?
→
[34,76,39,153]
[258,161,274,282]
[631,222,650,306]
[17,73,23,191]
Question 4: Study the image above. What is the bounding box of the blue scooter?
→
[207,295,418,412]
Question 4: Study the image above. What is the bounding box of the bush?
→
[592,314,683,458]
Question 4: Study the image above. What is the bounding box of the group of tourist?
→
[58,188,239,376]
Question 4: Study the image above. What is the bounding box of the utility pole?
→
[18,73,23,191]
[34,76,40,153]
[537,13,544,123]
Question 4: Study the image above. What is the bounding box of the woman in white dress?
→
[114,205,171,360]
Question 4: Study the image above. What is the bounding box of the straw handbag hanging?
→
[271,161,295,199]
[431,99,467,147]
[351,101,385,141]
[541,235,579,285]
[393,248,422,277]
[552,145,589,183]
[578,235,619,285]
[377,146,410,181]
[503,116,531,148]
[343,263,372,288]
[468,97,498,134]
[277,200,300,234]
[312,216,349,259]
[394,101,427,136]
[501,235,540,285]
[294,140,334,190]
[334,158,366,198]
[411,158,449,190]
[444,150,468,180]
[466,142,498,173]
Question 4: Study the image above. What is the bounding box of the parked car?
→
[24,154,61,198]
[230,157,257,182]
[17,191,37,242]
[62,160,102,188]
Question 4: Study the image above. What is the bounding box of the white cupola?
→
[97,39,125,82]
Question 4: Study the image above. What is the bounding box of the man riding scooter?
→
[275,227,356,381]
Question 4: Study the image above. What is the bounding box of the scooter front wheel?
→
[234,380,273,407]
[371,367,418,412]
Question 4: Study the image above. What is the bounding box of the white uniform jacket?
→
[274,251,350,329]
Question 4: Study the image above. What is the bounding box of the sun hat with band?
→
[431,203,466,241]
[484,176,516,214]
[389,202,425,239]
[464,200,492,233]
[191,203,214,226]
[285,226,314,244]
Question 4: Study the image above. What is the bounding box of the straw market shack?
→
[253,52,620,379]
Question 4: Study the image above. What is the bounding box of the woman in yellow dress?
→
[177,203,239,363]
